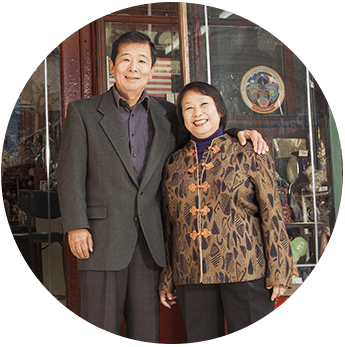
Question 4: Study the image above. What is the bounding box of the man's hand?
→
[267,286,288,301]
[159,290,177,309]
[237,129,269,154]
[68,228,93,259]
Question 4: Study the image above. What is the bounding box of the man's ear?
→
[149,64,156,80]
[109,59,115,77]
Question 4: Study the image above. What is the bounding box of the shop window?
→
[1,48,64,300]
[187,4,340,292]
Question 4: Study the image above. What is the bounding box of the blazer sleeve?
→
[252,152,293,288]
[158,164,175,293]
[224,127,242,138]
[57,102,90,234]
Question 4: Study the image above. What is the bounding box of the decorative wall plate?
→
[240,66,285,114]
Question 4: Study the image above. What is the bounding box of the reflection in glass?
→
[187,4,338,290]
[2,48,64,300]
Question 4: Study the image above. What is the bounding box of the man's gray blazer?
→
[57,89,181,271]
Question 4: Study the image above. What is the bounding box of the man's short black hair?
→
[176,81,228,130]
[111,31,157,67]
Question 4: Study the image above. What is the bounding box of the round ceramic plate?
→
[240,65,285,114]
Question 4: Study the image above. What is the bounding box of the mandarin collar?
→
[187,133,230,152]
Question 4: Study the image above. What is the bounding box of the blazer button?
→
[134,216,139,222]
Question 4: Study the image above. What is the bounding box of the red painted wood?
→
[60,23,95,316]
[60,31,82,125]
[160,302,188,343]
[275,296,289,309]
[64,236,81,316]
[79,24,95,99]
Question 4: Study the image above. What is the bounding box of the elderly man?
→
[57,31,268,342]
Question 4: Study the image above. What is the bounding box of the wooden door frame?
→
[60,23,97,125]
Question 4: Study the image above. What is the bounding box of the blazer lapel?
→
[140,97,171,189]
[98,90,138,185]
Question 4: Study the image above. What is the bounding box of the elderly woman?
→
[158,82,293,342]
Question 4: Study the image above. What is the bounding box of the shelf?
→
[285,222,323,227]
[283,283,301,296]
[302,190,330,198]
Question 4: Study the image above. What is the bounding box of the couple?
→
[57,31,292,343]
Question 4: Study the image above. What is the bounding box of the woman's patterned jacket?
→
[158,134,293,294]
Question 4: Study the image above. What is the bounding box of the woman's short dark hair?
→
[110,31,157,67]
[176,81,228,130]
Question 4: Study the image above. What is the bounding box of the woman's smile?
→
[193,119,208,126]
[182,91,221,139]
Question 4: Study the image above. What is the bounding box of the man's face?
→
[109,42,155,105]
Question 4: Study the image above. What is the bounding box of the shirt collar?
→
[112,85,150,111]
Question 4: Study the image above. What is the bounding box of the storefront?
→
[1,2,342,344]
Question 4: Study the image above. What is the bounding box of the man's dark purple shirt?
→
[112,85,154,185]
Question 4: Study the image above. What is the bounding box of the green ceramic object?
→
[290,237,308,263]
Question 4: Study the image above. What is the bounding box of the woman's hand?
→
[237,129,269,155]
[267,286,288,301]
[159,290,177,309]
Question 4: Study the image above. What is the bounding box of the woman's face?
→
[181,91,222,139]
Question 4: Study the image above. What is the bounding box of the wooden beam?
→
[178,3,190,86]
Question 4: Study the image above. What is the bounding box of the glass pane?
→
[188,10,286,118]
[105,22,181,102]
[187,4,338,289]
[1,48,63,299]
[112,3,178,17]
[47,48,62,184]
